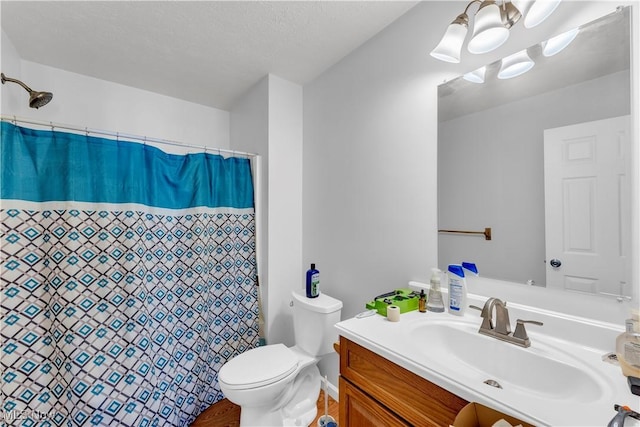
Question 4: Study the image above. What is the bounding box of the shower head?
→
[28,90,53,109]
[1,72,53,109]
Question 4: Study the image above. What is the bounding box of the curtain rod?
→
[0,115,258,159]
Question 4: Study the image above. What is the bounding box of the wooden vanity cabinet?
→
[339,336,468,426]
[340,378,410,426]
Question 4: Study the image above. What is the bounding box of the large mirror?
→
[438,7,632,298]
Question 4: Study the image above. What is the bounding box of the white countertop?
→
[335,294,640,427]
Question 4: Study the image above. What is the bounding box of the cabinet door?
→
[340,377,410,427]
[340,336,467,426]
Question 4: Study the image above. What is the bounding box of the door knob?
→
[550,258,562,268]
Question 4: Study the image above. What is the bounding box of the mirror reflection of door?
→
[544,116,631,299]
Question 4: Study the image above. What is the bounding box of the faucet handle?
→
[493,300,511,335]
[513,319,543,341]
[469,304,493,330]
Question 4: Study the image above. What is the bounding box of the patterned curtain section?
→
[1,122,259,426]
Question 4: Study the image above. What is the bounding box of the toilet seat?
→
[218,344,299,390]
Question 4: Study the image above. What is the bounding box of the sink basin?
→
[409,320,605,402]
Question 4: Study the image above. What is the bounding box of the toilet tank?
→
[291,289,342,357]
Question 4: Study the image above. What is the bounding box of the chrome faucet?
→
[470,298,543,348]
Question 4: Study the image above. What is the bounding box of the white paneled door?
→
[544,116,631,298]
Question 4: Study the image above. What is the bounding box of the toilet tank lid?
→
[292,289,342,313]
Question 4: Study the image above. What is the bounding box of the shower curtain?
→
[0,122,259,426]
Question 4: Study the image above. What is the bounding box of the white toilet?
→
[218,289,342,426]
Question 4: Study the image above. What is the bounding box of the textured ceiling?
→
[1,1,418,110]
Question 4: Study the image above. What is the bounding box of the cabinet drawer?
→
[340,336,468,426]
[340,377,410,427]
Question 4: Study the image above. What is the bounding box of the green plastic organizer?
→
[365,288,420,317]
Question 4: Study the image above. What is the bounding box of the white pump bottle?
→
[426,268,445,312]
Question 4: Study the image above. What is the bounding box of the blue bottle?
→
[447,264,467,316]
[462,262,479,276]
[306,263,320,298]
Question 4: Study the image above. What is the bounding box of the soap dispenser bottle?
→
[426,268,445,313]
[616,309,640,377]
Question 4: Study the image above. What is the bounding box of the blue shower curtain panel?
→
[1,122,259,426]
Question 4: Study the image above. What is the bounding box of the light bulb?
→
[498,50,535,79]
[468,1,509,54]
[463,66,487,83]
[430,14,469,63]
[524,0,562,28]
[542,27,579,56]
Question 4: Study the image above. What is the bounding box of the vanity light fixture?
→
[511,0,562,28]
[497,49,535,79]
[542,27,579,56]
[463,66,487,83]
[430,0,562,63]
[466,1,512,54]
[430,12,471,63]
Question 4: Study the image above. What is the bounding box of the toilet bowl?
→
[218,290,342,426]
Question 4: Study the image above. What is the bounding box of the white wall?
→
[439,70,630,286]
[230,75,303,346]
[0,29,22,108]
[1,31,230,149]
[303,0,639,389]
[229,77,270,341]
[266,76,303,346]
